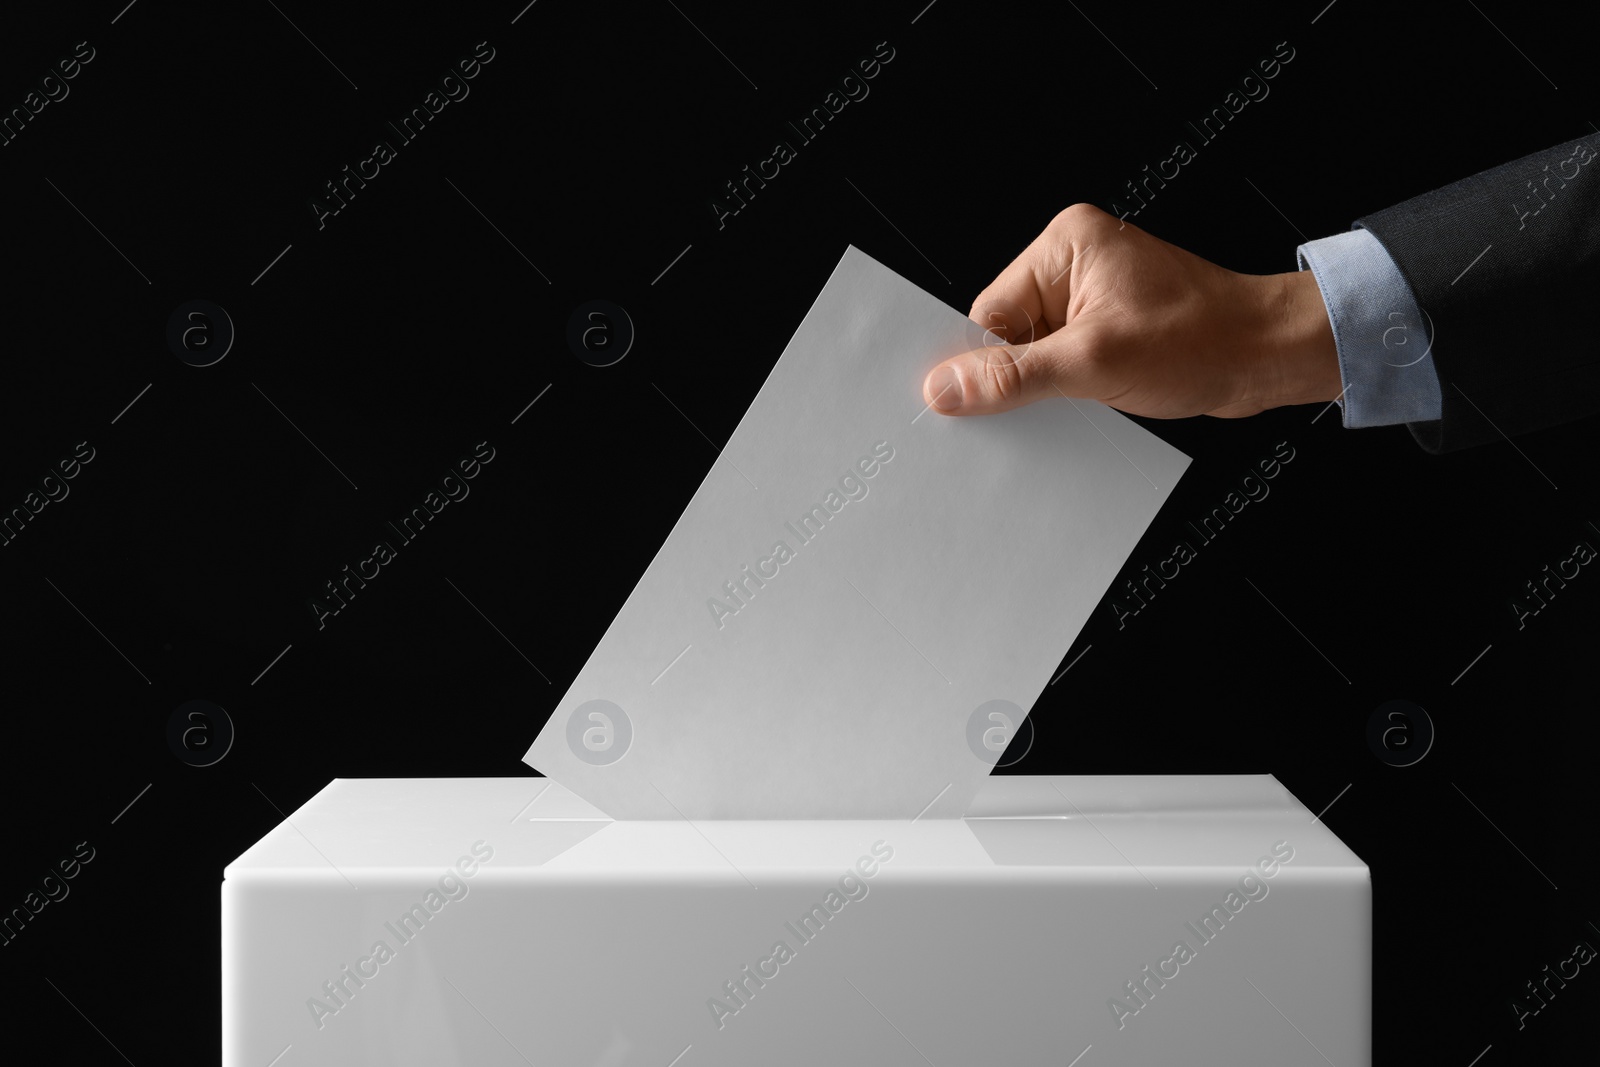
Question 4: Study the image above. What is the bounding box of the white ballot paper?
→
[524,246,1190,819]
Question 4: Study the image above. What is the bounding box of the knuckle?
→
[1052,202,1105,234]
[1074,327,1112,374]
[976,345,1032,402]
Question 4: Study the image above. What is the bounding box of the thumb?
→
[922,331,1084,416]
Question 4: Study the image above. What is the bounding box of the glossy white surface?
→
[223,775,1369,1066]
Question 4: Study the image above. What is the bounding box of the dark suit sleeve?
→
[1353,135,1600,453]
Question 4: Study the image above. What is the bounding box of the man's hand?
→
[923,204,1341,419]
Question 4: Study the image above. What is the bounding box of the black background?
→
[1,1,1595,1063]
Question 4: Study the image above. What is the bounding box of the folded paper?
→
[523,246,1191,818]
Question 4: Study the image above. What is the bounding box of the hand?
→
[922,204,1341,419]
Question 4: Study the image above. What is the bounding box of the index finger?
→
[966,205,1100,351]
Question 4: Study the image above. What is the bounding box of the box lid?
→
[223,776,1367,881]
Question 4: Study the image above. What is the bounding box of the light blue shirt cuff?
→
[1295,228,1442,427]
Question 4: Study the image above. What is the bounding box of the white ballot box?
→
[223,775,1368,1066]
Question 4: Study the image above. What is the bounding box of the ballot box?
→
[222,774,1368,1065]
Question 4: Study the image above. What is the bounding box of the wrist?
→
[1251,270,1342,410]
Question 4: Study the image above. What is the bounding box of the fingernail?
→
[928,366,962,412]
